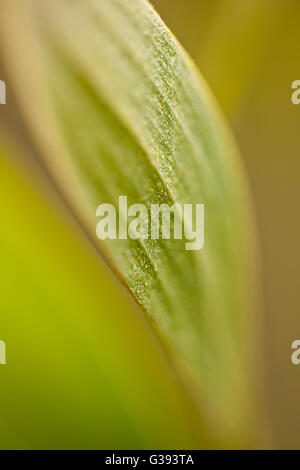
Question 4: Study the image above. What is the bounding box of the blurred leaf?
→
[195,0,274,114]
[0,134,204,449]
[1,0,259,444]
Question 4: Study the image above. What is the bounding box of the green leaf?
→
[1,0,259,444]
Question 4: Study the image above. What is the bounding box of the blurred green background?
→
[0,0,299,449]
[153,0,300,449]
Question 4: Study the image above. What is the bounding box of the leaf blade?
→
[1,0,259,444]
